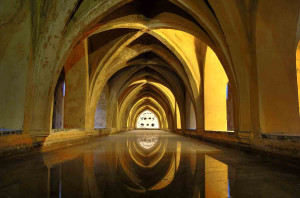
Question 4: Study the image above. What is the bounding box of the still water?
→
[0,130,300,198]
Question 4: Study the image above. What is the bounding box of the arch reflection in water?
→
[46,131,229,197]
[117,131,179,192]
[5,130,300,198]
[0,131,230,198]
[136,134,158,150]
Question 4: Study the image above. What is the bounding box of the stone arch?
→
[25,0,251,136]
[106,66,184,130]
[118,85,178,131]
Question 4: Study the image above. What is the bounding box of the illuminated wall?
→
[297,41,300,114]
[204,47,229,131]
[136,110,159,129]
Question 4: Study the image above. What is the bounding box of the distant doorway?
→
[136,110,159,129]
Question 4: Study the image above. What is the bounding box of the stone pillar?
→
[64,39,89,129]
[255,0,300,134]
[185,90,197,130]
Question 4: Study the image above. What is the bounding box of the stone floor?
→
[0,130,300,198]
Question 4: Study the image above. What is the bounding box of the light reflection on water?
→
[0,130,300,198]
[136,134,158,150]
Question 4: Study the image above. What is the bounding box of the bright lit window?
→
[136,110,159,129]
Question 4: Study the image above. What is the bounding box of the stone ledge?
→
[261,133,300,142]
[174,130,300,166]
[0,130,22,136]
[0,128,124,158]
[0,134,33,156]
[182,130,238,143]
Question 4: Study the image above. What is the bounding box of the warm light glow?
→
[153,29,201,91]
[205,155,228,198]
[128,96,167,129]
[204,47,229,131]
[123,79,180,130]
[136,110,159,129]
[176,102,181,129]
[296,41,300,114]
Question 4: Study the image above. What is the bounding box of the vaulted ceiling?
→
[18,0,299,135]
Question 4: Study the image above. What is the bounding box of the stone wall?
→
[0,0,31,130]
[94,87,107,129]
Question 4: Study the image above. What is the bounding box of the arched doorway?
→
[136,110,160,129]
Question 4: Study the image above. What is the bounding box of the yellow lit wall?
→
[153,29,201,91]
[204,47,228,131]
[176,102,181,129]
[296,41,300,114]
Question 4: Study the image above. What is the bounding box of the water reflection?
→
[136,135,158,150]
[0,130,300,198]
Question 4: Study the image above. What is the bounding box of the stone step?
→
[238,131,251,144]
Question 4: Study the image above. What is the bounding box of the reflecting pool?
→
[0,130,300,198]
